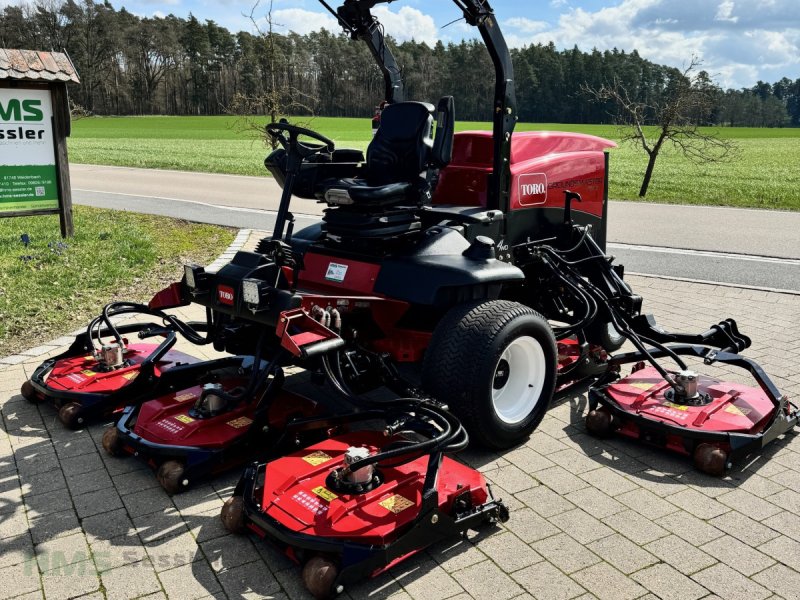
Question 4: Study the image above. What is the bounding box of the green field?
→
[69,116,800,210]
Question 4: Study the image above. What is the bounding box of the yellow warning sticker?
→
[630,382,656,391]
[81,369,96,377]
[312,486,338,502]
[662,401,690,411]
[226,416,253,429]
[175,414,195,424]
[122,371,139,381]
[174,392,196,402]
[379,494,415,514]
[724,405,752,417]
[303,451,333,466]
[83,356,94,361]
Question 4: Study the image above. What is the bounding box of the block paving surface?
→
[1,258,800,599]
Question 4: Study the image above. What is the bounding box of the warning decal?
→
[303,450,333,466]
[311,486,338,502]
[175,414,194,424]
[226,416,253,429]
[379,494,415,514]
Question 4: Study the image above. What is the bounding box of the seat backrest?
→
[366,101,434,186]
[431,96,455,169]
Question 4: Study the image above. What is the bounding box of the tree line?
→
[2,0,799,127]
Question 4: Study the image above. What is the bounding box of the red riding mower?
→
[98,0,790,595]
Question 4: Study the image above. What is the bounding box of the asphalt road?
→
[71,164,800,293]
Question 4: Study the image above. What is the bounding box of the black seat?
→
[321,97,455,242]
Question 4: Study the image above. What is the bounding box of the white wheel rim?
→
[491,336,546,425]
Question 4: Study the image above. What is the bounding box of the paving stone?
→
[122,487,175,518]
[89,534,147,573]
[731,472,785,499]
[171,483,224,517]
[502,445,556,473]
[631,564,708,600]
[111,468,162,496]
[564,487,626,519]
[143,528,201,572]
[579,468,639,497]
[615,487,678,519]
[586,533,658,574]
[625,469,685,497]
[216,559,284,598]
[548,448,603,474]
[159,560,223,600]
[549,508,614,545]
[0,560,43,599]
[533,466,590,495]
[200,531,259,573]
[71,485,125,519]
[762,510,800,543]
[759,535,800,572]
[452,559,523,600]
[716,489,784,520]
[29,507,81,545]
[709,510,781,547]
[511,560,586,600]
[81,507,135,541]
[428,531,489,573]
[656,510,725,546]
[571,562,647,600]
[532,533,601,575]
[691,563,771,600]
[644,535,718,575]
[602,509,668,545]
[474,531,543,573]
[100,558,162,599]
[394,555,464,600]
[41,560,101,600]
[515,485,576,518]
[666,488,730,520]
[504,508,560,543]
[752,563,800,600]
[700,535,776,576]
[485,464,538,494]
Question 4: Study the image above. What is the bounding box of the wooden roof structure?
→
[0,49,80,84]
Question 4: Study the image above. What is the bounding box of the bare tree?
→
[584,57,737,197]
[227,0,316,149]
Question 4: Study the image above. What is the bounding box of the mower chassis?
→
[27,321,210,420]
[589,344,796,466]
[234,449,508,597]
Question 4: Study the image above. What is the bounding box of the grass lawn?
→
[0,206,234,357]
[69,115,800,211]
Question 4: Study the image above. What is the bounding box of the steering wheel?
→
[266,120,335,159]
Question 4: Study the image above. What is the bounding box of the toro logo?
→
[217,285,235,306]
[518,173,548,207]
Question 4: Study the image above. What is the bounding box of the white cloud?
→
[714,1,738,23]
[372,6,438,45]
[270,8,339,36]
[524,0,800,88]
[504,17,549,34]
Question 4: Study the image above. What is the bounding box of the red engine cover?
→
[133,381,318,449]
[44,343,199,395]
[605,366,776,453]
[260,432,489,547]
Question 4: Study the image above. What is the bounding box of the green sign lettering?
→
[22,99,44,121]
[0,99,43,122]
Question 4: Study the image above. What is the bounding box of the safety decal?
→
[630,382,657,391]
[324,262,348,283]
[303,450,333,466]
[81,369,96,377]
[226,416,253,429]
[174,392,196,402]
[174,414,195,424]
[311,486,339,502]
[379,494,415,514]
[724,404,752,417]
[122,371,139,381]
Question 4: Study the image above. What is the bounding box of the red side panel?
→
[433,131,616,217]
[44,344,199,395]
[260,431,488,546]
[299,253,381,294]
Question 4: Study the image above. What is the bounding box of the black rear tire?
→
[422,300,557,450]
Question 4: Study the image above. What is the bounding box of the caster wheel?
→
[101,426,125,457]
[220,496,246,534]
[302,556,340,600]
[21,380,41,403]
[693,444,729,477]
[156,460,188,495]
[585,408,614,437]
[58,402,85,430]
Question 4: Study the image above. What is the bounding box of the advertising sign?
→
[0,87,59,214]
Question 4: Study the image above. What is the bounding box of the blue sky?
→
[124,0,799,89]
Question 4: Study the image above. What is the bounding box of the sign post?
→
[0,49,80,237]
